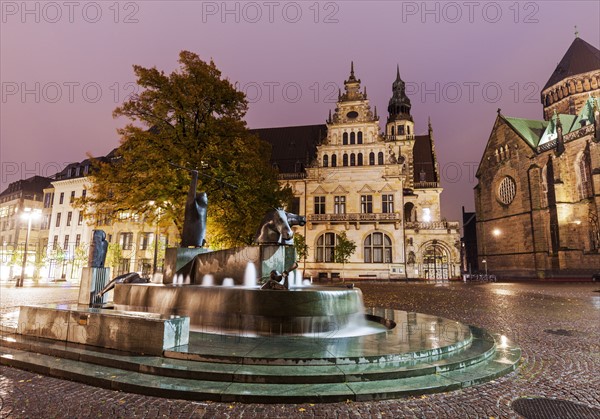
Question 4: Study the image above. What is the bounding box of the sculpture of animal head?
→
[255,208,302,245]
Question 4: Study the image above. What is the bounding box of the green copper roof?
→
[569,96,599,132]
[503,116,549,148]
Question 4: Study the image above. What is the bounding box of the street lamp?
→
[18,208,41,287]
[482,258,488,278]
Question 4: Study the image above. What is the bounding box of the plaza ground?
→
[0,280,599,418]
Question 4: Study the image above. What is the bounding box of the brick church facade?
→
[475,36,600,278]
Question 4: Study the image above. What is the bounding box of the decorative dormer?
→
[386,66,414,140]
[329,62,378,129]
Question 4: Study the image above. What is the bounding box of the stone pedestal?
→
[17,305,189,355]
[78,267,111,305]
[163,247,209,284]
[260,245,296,277]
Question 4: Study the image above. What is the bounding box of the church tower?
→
[386,65,415,140]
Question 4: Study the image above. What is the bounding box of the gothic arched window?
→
[343,132,348,145]
[369,152,375,165]
[350,153,356,166]
[577,151,593,199]
[364,232,392,263]
[378,152,384,165]
[323,154,328,167]
[357,153,363,166]
[343,154,348,166]
[331,154,337,167]
[357,131,363,144]
[350,132,356,145]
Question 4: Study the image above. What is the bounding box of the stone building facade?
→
[255,65,461,280]
[0,176,51,281]
[475,36,600,278]
[43,158,179,282]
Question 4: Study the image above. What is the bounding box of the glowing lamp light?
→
[492,228,501,237]
[422,208,431,222]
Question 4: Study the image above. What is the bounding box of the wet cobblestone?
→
[1,281,599,418]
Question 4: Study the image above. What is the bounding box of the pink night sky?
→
[1,1,599,223]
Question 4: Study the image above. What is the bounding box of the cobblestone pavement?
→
[1,281,599,418]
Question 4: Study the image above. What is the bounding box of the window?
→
[350,153,356,166]
[59,193,64,204]
[43,193,53,208]
[331,154,337,167]
[378,152,384,165]
[369,152,375,165]
[66,211,72,226]
[42,214,51,230]
[498,176,517,205]
[316,232,337,262]
[364,232,392,263]
[343,154,348,166]
[350,132,355,144]
[577,152,593,199]
[118,259,130,276]
[78,212,83,226]
[55,212,61,227]
[334,196,346,214]
[357,131,363,144]
[63,235,70,251]
[289,197,300,215]
[540,165,548,208]
[82,189,87,199]
[407,125,411,135]
[404,202,415,222]
[361,195,373,213]
[140,232,154,250]
[53,235,59,250]
[382,194,394,213]
[398,125,405,135]
[120,232,134,250]
[323,154,328,167]
[314,196,326,215]
[343,132,348,145]
[75,234,81,248]
[357,153,363,166]
[391,126,395,136]
[70,191,75,203]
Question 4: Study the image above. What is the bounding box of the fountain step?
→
[0,337,520,403]
[1,327,502,386]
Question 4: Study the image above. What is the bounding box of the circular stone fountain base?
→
[113,284,385,336]
[0,306,520,403]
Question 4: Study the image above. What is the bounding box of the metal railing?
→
[405,221,459,230]
[308,213,402,222]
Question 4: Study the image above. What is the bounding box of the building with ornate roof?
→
[255,64,461,280]
[474,36,600,278]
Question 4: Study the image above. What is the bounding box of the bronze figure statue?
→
[89,230,109,268]
[180,170,208,248]
[260,262,298,290]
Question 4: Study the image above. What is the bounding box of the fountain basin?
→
[113,284,383,337]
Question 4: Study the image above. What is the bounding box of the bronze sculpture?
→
[254,209,306,245]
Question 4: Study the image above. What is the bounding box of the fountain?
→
[0,169,520,403]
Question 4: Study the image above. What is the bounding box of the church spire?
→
[387,66,412,122]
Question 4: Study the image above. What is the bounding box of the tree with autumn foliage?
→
[82,51,290,247]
